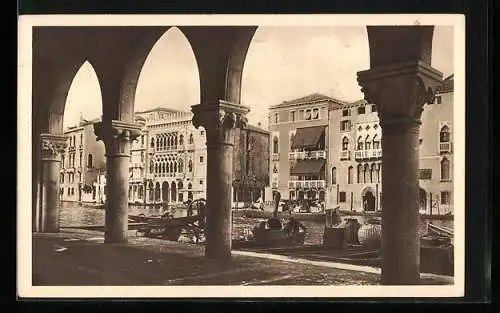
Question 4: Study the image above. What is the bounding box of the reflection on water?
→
[60,202,453,246]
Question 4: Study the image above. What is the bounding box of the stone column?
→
[192,100,249,260]
[94,120,142,243]
[38,134,67,233]
[358,61,442,285]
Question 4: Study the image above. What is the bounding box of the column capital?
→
[357,60,443,126]
[94,120,143,156]
[40,133,67,161]
[191,100,250,146]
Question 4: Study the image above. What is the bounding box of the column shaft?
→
[105,154,129,242]
[38,133,67,233]
[381,120,421,284]
[40,159,62,232]
[205,142,234,259]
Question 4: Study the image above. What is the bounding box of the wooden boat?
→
[240,209,325,222]
[233,218,307,249]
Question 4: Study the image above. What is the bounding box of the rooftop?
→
[270,93,347,109]
[136,107,182,114]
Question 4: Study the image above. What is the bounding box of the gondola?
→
[233,218,307,249]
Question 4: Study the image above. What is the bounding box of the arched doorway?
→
[162,182,169,203]
[155,182,161,202]
[362,187,376,212]
[171,181,177,202]
[178,181,184,202]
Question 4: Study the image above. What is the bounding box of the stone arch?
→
[162,181,169,202]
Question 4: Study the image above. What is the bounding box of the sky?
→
[63,26,454,129]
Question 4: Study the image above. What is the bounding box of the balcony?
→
[271,153,279,161]
[354,149,382,160]
[186,144,195,151]
[288,180,326,189]
[271,182,278,189]
[340,150,350,160]
[439,142,452,153]
[129,162,144,168]
[288,150,326,160]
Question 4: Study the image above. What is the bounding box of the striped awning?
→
[290,159,326,175]
[291,126,326,150]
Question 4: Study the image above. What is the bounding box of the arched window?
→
[440,125,450,142]
[174,162,178,173]
[60,173,64,183]
[357,164,362,183]
[189,134,194,144]
[440,157,450,181]
[357,136,364,150]
[373,134,380,149]
[364,164,370,183]
[179,134,184,145]
[188,160,193,172]
[365,135,371,150]
[331,167,337,184]
[151,137,155,148]
[155,163,159,173]
[342,137,349,151]
[156,137,160,148]
[370,163,377,183]
[170,162,174,173]
[87,154,93,168]
[163,162,167,173]
[377,163,382,183]
[348,166,353,184]
[273,136,279,154]
[188,183,192,189]
[178,159,184,172]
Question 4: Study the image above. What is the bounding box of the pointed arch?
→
[342,136,349,151]
[273,136,279,154]
[440,157,450,180]
[357,136,364,150]
[440,125,450,142]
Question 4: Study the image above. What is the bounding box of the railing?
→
[129,162,144,168]
[340,150,350,160]
[271,153,280,161]
[156,145,178,152]
[288,150,326,160]
[288,180,326,189]
[186,144,195,150]
[354,149,382,160]
[439,142,452,153]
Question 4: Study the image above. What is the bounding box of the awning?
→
[290,159,326,175]
[291,126,326,149]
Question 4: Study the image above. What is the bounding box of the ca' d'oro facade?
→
[269,75,454,215]
[60,107,270,207]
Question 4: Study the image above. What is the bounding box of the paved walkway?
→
[32,229,452,286]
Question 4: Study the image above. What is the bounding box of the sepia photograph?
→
[18,14,465,298]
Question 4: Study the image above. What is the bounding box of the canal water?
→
[59,201,453,246]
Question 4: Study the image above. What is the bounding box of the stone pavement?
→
[32,229,452,286]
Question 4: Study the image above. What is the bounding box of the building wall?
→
[268,100,330,200]
[327,87,454,214]
[60,119,106,203]
[232,126,270,202]
[328,103,382,211]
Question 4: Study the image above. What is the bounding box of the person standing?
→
[273,192,281,218]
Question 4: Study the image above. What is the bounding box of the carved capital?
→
[191,100,250,145]
[357,61,443,126]
[40,133,67,161]
[94,120,143,156]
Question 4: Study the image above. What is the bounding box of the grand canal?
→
[59,201,454,246]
